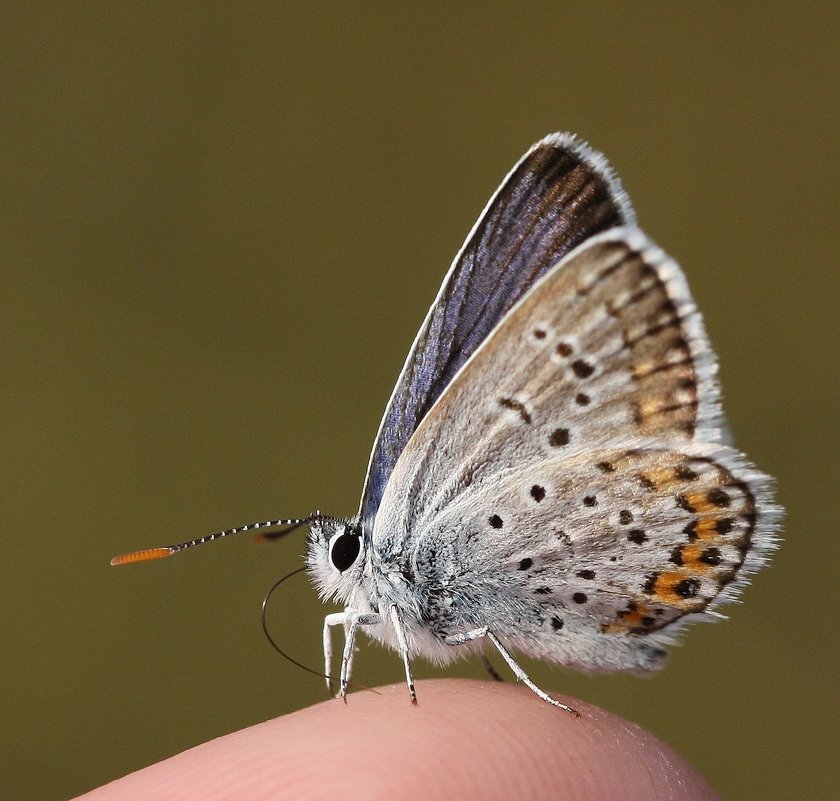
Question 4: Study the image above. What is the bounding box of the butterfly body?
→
[304,135,780,703]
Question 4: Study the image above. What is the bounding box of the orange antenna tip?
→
[110,517,311,566]
[110,547,175,566]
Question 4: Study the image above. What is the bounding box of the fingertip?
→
[75,679,720,801]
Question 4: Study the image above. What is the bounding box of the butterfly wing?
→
[360,134,635,525]
[377,228,724,532]
[372,228,779,667]
[395,443,778,672]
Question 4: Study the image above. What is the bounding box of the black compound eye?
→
[329,530,361,572]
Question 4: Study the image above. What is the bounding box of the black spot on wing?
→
[571,359,595,378]
[498,397,532,424]
[549,427,570,447]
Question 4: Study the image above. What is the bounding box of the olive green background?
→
[2,4,836,799]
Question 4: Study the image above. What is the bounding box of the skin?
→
[76,679,720,801]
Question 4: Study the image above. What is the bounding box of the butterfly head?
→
[306,515,370,605]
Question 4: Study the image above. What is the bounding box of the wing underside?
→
[360,134,634,525]
[371,227,779,667]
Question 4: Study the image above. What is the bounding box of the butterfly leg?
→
[388,604,417,704]
[340,614,357,693]
[445,627,580,717]
[322,612,347,695]
[338,611,381,700]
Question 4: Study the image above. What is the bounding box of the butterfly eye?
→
[328,529,361,572]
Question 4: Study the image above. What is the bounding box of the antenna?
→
[110,517,312,565]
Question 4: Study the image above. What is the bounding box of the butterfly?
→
[112,133,780,716]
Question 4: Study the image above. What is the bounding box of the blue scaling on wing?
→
[359,133,636,528]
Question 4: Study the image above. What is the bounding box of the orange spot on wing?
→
[680,544,708,566]
[647,570,705,609]
[652,571,684,597]
[617,603,653,627]
[605,601,673,634]
[642,466,677,489]
[681,491,717,513]
[637,400,661,420]
[694,518,720,540]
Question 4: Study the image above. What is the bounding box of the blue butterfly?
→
[114,134,780,715]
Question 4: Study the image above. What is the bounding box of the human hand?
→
[76,679,720,800]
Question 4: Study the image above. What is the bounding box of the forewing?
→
[360,134,634,524]
[375,227,725,538]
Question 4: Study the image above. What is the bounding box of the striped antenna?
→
[110,517,312,566]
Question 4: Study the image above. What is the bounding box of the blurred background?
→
[2,4,836,799]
